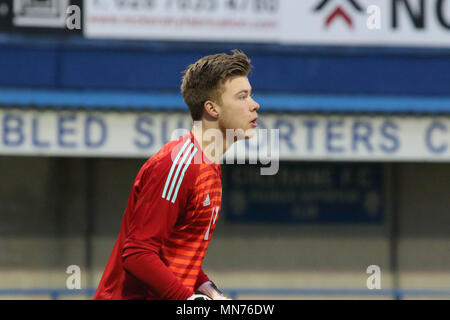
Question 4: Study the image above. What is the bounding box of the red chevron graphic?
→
[325,6,353,28]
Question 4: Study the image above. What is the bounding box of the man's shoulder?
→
[146,133,202,183]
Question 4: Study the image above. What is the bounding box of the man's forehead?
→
[223,76,251,92]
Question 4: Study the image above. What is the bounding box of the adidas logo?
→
[203,194,210,207]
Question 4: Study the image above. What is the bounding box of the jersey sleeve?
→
[121,150,198,300]
[194,268,211,290]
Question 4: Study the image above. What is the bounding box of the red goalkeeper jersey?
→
[94,132,222,300]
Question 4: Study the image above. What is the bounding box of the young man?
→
[94,50,260,300]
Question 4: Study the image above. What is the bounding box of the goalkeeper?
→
[94,50,260,300]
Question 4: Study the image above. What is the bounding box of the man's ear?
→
[204,100,220,119]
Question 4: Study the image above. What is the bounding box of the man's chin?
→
[236,129,256,141]
[224,127,257,143]
[245,127,257,139]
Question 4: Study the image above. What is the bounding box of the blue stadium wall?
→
[0,34,449,114]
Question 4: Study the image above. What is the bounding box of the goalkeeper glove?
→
[197,281,231,300]
[187,292,212,300]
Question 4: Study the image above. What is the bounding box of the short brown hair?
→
[181,49,252,121]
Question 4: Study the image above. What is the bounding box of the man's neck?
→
[191,121,232,164]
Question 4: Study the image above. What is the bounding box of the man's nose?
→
[251,97,260,111]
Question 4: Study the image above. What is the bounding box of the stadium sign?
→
[0,0,82,33]
[83,0,280,42]
[82,0,449,47]
[282,0,450,47]
[224,162,385,223]
[1,109,449,162]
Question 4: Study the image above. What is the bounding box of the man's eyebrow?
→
[234,89,252,95]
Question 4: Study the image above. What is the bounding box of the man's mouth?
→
[250,117,258,127]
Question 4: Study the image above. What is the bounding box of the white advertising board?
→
[281,0,450,47]
[84,0,280,42]
[83,0,450,47]
[1,109,449,162]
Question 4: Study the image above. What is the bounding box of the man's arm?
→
[121,161,195,300]
[194,268,211,291]
[123,248,193,300]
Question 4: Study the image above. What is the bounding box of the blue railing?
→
[0,288,449,300]
[2,87,450,114]
[2,33,450,96]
